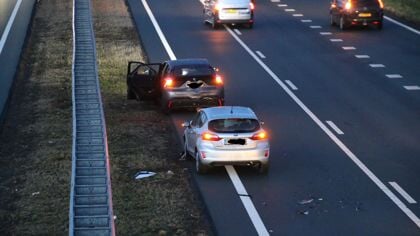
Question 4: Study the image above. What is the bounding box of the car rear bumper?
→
[199,148,269,167]
[163,87,224,108]
[344,12,383,24]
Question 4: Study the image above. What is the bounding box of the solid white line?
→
[293,14,303,17]
[277,4,287,7]
[342,46,356,50]
[369,64,385,68]
[389,182,417,204]
[326,121,344,135]
[285,9,296,12]
[226,166,269,235]
[141,0,176,60]
[330,39,343,42]
[403,85,420,90]
[224,25,420,228]
[310,26,322,29]
[385,16,420,36]
[355,55,370,59]
[271,0,281,2]
[386,74,403,79]
[320,32,332,35]
[301,19,312,23]
[234,29,242,35]
[0,0,23,56]
[255,51,266,59]
[285,80,298,90]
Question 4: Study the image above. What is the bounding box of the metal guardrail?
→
[69,0,115,235]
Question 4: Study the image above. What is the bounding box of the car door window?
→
[190,112,201,128]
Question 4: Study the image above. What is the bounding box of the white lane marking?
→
[256,51,266,59]
[277,4,287,7]
[355,54,370,59]
[385,16,420,36]
[271,0,281,2]
[144,1,270,234]
[293,14,303,17]
[285,80,298,90]
[404,85,420,90]
[320,32,332,35]
[342,46,356,50]
[330,39,343,42]
[389,182,417,204]
[285,9,296,12]
[301,19,312,23]
[369,64,385,68]
[386,74,403,79]
[234,29,242,35]
[226,166,270,236]
[326,121,344,135]
[141,0,176,60]
[310,25,322,29]
[224,25,420,228]
[0,0,23,55]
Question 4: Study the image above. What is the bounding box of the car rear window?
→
[208,118,260,133]
[172,65,214,79]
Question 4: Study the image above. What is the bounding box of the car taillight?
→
[250,2,255,10]
[163,77,173,88]
[251,131,267,140]
[215,74,223,85]
[214,3,221,11]
[202,132,222,141]
[345,1,352,10]
[378,0,384,9]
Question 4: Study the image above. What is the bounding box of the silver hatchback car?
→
[182,106,270,174]
[203,0,255,29]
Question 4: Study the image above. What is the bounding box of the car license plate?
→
[358,13,371,17]
[226,9,237,14]
[225,138,246,145]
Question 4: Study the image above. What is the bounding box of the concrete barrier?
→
[0,0,36,120]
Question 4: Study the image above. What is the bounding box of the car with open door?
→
[126,58,224,113]
[182,106,270,174]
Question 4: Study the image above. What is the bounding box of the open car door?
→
[126,61,161,100]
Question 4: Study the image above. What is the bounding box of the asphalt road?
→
[127,0,420,235]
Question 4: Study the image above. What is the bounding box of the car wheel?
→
[160,98,170,114]
[127,88,136,100]
[339,16,346,30]
[330,14,336,26]
[212,14,219,29]
[377,21,383,30]
[183,138,193,160]
[258,163,269,174]
[196,151,209,174]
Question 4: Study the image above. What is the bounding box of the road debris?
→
[299,198,314,205]
[134,171,156,180]
[32,192,40,196]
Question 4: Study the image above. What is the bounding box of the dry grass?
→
[0,0,73,234]
[92,0,212,235]
[384,0,420,23]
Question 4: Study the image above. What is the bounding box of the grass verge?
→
[0,0,72,234]
[92,0,212,235]
[384,0,420,24]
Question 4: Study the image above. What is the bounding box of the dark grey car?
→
[126,58,225,113]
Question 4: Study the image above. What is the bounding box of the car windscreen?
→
[172,65,214,79]
[208,118,260,133]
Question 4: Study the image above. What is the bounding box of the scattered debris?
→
[298,210,309,215]
[113,215,117,220]
[32,192,40,196]
[262,201,267,206]
[167,170,174,175]
[318,198,323,201]
[269,229,274,233]
[179,151,186,160]
[299,198,314,205]
[134,171,156,180]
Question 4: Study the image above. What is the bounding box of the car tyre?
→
[212,14,219,29]
[196,152,209,174]
[183,138,193,160]
[160,98,170,114]
[339,16,346,30]
[258,163,269,174]
[330,14,336,26]
[127,88,136,100]
[377,21,383,30]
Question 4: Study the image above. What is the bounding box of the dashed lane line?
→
[326,121,344,135]
[310,25,322,29]
[285,9,296,12]
[285,80,298,90]
[320,32,332,35]
[330,39,343,42]
[386,74,403,79]
[256,51,266,59]
[277,4,287,7]
[293,14,303,17]
[301,19,312,23]
[355,55,370,59]
[389,182,417,204]
[234,29,242,35]
[342,46,356,50]
[369,64,385,68]
[403,85,420,90]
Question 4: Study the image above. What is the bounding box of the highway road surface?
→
[126,0,420,235]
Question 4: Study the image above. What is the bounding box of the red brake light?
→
[202,132,222,141]
[215,74,223,85]
[163,77,173,88]
[250,2,255,10]
[251,131,267,140]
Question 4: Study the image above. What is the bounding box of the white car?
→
[203,0,255,29]
[182,106,270,174]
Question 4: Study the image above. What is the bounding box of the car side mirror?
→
[182,121,191,128]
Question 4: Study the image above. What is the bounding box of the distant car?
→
[330,0,384,30]
[182,106,270,174]
[203,0,255,29]
[126,58,224,113]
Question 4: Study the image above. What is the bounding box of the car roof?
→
[202,106,258,120]
[166,58,210,67]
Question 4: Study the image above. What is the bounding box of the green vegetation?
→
[384,0,420,23]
